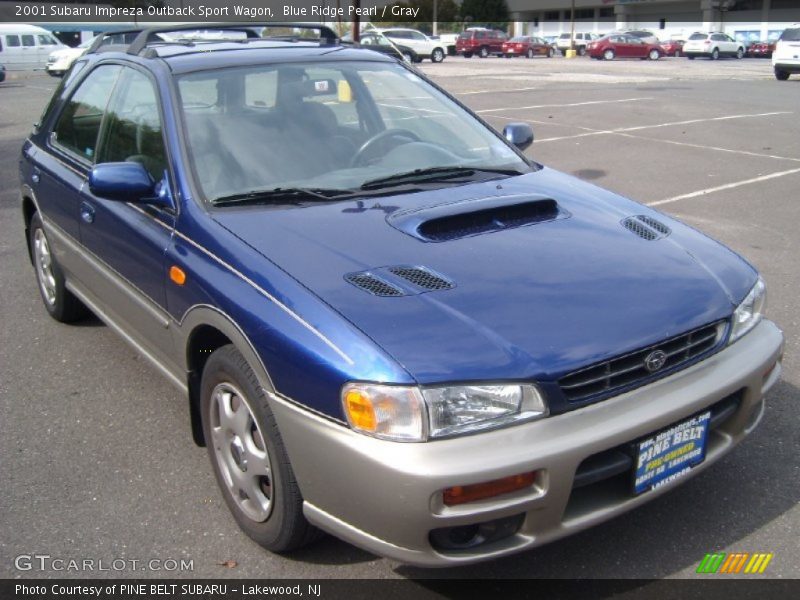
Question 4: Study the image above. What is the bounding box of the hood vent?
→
[417,198,561,242]
[345,272,405,297]
[621,215,671,241]
[388,266,454,291]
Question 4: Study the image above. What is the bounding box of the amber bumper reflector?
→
[444,472,537,506]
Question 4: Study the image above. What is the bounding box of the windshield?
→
[176,61,530,204]
[780,28,800,41]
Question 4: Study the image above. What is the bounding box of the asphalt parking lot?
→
[1,55,798,581]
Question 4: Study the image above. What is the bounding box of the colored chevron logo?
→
[696,552,774,574]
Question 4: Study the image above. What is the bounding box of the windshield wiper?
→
[212,187,352,207]
[360,166,523,191]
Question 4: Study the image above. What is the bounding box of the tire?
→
[402,52,413,63]
[603,48,615,61]
[578,46,586,56]
[548,48,555,58]
[774,69,790,81]
[29,212,87,323]
[479,46,489,58]
[649,49,660,61]
[463,51,473,58]
[431,47,445,63]
[674,50,681,57]
[688,55,695,60]
[736,47,744,59]
[711,48,719,60]
[201,345,320,553]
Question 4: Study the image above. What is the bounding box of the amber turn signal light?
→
[443,472,538,506]
[169,265,186,286]
[344,389,377,432]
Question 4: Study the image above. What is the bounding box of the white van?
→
[0,24,65,69]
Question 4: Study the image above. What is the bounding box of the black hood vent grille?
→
[345,272,405,297]
[388,266,454,291]
[418,198,560,242]
[622,215,671,241]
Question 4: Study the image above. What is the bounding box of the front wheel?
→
[578,46,586,56]
[463,51,473,58]
[29,212,86,323]
[775,69,790,81]
[649,49,661,61]
[736,47,744,59]
[603,48,615,61]
[201,345,320,552]
[479,46,489,58]
[431,47,445,63]
[548,48,555,58]
[711,48,720,60]
[526,49,534,59]
[688,55,695,60]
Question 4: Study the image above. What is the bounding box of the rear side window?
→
[22,35,35,47]
[98,68,167,181]
[689,33,707,41]
[780,28,800,41]
[52,65,121,161]
[6,35,21,47]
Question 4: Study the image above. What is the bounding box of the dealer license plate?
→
[633,411,710,495]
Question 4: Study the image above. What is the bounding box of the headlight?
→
[729,277,766,344]
[342,382,547,442]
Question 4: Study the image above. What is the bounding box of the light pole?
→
[570,0,576,52]
[433,0,438,36]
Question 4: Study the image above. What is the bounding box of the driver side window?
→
[97,67,167,182]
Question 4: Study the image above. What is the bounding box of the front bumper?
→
[269,320,783,566]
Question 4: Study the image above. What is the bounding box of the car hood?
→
[211,168,756,384]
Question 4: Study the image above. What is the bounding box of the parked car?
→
[47,36,98,77]
[619,30,660,45]
[346,31,411,63]
[432,32,459,56]
[556,32,597,56]
[747,40,775,58]
[456,29,507,58]
[660,39,685,57]
[589,34,663,61]
[21,24,783,568]
[682,32,745,60]
[0,24,65,70]
[502,36,555,58]
[773,24,800,80]
[379,28,446,63]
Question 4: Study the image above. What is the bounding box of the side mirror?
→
[503,123,534,151]
[89,162,160,204]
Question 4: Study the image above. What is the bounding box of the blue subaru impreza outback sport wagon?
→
[20,24,783,566]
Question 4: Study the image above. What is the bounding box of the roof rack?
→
[86,22,340,57]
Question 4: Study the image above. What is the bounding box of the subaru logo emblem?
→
[644,350,667,373]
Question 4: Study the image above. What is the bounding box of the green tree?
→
[460,0,510,31]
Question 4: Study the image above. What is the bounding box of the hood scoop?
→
[387,194,568,242]
[345,266,455,297]
[621,215,671,241]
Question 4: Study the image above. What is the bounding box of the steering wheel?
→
[350,128,422,167]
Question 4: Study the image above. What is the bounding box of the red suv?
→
[456,29,508,58]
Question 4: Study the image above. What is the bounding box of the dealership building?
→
[507,0,800,43]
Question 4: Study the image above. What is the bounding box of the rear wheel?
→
[29,212,87,323]
[775,69,790,81]
[431,47,445,63]
[736,47,744,59]
[548,47,555,58]
[479,46,489,58]
[577,45,587,56]
[201,345,320,552]
[526,48,534,59]
[674,49,681,57]
[603,48,615,61]
[648,49,661,61]
[688,55,695,60]
[711,48,720,60]
[402,52,413,63]
[463,51,473,58]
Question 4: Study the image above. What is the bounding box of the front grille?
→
[344,272,404,297]
[559,321,725,403]
[388,266,454,291]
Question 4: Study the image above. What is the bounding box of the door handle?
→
[31,168,41,184]
[80,201,95,224]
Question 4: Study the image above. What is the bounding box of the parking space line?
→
[476,97,654,113]
[614,132,800,164]
[460,86,541,95]
[647,168,800,207]
[522,111,793,143]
